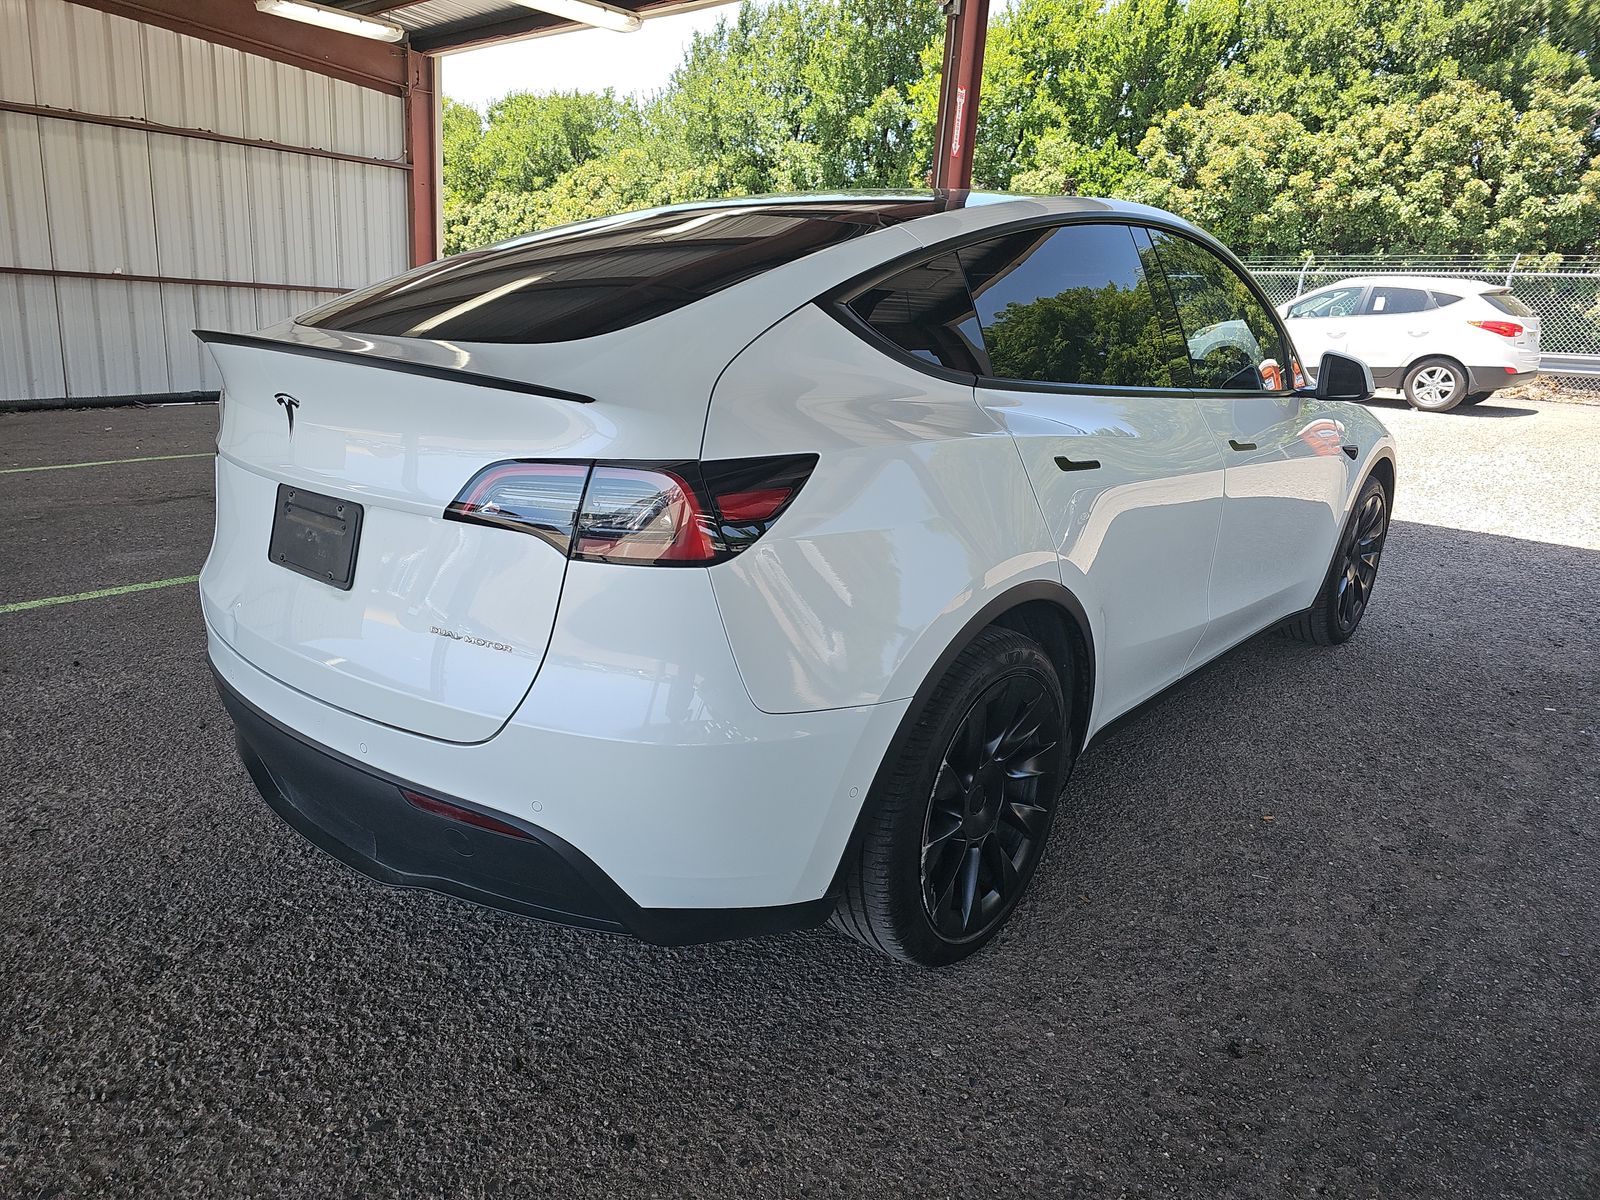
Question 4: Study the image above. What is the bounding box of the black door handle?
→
[1054,456,1101,472]
[1228,439,1256,452]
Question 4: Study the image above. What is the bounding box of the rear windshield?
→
[1483,291,1534,317]
[302,201,938,343]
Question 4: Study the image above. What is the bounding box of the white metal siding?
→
[0,0,409,404]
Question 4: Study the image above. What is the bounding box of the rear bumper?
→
[216,669,834,945]
[1467,366,1538,392]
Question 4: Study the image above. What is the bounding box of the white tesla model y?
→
[200,193,1396,966]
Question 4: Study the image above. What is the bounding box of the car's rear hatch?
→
[198,199,934,742]
[199,335,630,743]
[1483,288,1542,371]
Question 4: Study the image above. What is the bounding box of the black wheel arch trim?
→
[825,578,1095,898]
[1402,352,1468,387]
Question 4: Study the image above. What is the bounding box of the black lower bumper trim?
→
[213,666,833,946]
[1467,366,1537,392]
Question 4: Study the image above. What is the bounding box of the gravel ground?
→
[1,398,1596,1198]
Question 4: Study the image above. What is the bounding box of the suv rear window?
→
[302,201,935,343]
[1367,286,1432,314]
[1484,292,1535,317]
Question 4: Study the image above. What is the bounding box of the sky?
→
[439,3,745,109]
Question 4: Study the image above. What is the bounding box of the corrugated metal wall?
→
[0,0,408,404]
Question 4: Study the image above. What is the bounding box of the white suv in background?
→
[1280,275,1541,412]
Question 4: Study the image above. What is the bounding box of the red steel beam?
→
[404,49,440,267]
[930,0,989,192]
[64,0,408,95]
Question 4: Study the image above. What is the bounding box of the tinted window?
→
[1148,231,1290,391]
[959,223,1187,388]
[847,252,988,374]
[1367,286,1432,315]
[1484,292,1534,317]
[303,201,938,343]
[1287,286,1364,319]
[1431,291,1463,307]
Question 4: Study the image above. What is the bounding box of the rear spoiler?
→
[193,329,597,404]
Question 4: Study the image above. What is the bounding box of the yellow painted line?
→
[0,575,200,615]
[0,452,212,475]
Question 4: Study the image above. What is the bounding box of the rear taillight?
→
[444,461,588,553]
[1470,320,1523,338]
[575,465,716,564]
[444,454,816,566]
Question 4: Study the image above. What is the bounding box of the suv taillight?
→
[445,455,816,566]
[1470,319,1523,338]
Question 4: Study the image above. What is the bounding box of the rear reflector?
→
[400,788,533,840]
[445,454,816,566]
[1470,320,1523,338]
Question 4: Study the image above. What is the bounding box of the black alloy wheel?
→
[831,626,1071,966]
[1280,473,1391,646]
[1333,486,1388,634]
[920,674,1057,942]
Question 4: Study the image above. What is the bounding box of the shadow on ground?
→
[2,513,1596,1197]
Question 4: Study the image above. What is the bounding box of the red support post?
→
[404,50,440,267]
[931,0,990,192]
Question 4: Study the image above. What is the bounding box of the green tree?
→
[438,0,1600,258]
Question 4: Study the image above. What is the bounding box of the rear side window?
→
[846,252,989,374]
[1484,292,1534,317]
[1431,291,1463,307]
[302,203,924,343]
[958,223,1188,389]
[1367,286,1432,314]
[1147,230,1290,391]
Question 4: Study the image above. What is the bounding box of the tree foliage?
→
[442,0,1600,258]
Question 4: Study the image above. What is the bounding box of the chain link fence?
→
[1244,256,1600,388]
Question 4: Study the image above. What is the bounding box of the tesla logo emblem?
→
[274,392,300,436]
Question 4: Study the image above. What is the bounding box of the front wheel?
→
[1403,358,1466,412]
[1280,475,1390,645]
[830,627,1070,967]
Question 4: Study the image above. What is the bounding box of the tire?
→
[1461,391,1493,406]
[1279,475,1390,646]
[830,627,1071,967]
[1402,357,1467,412]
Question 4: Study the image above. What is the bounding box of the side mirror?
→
[1308,351,1374,403]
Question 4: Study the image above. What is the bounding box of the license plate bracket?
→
[268,484,363,591]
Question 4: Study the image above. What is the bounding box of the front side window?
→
[958,223,1187,389]
[1367,286,1432,315]
[846,252,989,374]
[1287,286,1365,320]
[1148,231,1290,391]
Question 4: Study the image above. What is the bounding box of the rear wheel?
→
[1280,475,1390,645]
[830,627,1070,967]
[1461,391,1493,406]
[1403,358,1466,412]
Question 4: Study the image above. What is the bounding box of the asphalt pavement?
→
[1,396,1596,1198]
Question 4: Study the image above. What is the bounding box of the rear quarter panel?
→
[702,304,1059,715]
